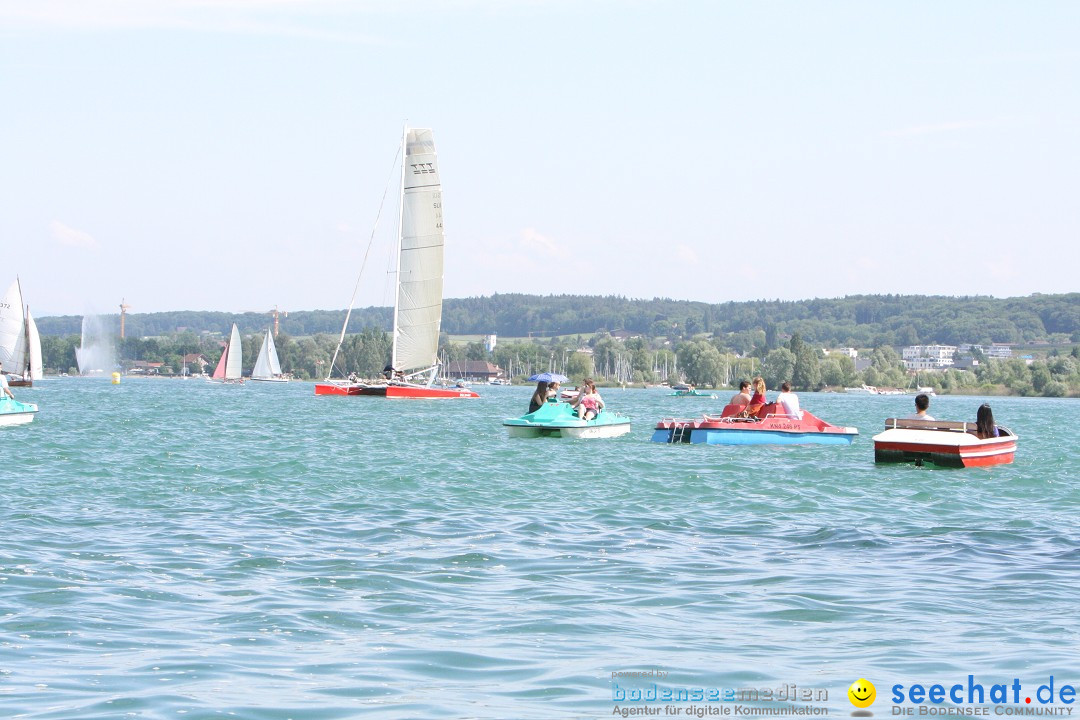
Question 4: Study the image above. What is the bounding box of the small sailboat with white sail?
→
[250,326,287,383]
[208,323,244,384]
[0,279,44,388]
[315,127,478,399]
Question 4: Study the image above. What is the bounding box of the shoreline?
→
[32,374,1077,398]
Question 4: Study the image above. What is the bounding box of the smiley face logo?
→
[848,678,876,708]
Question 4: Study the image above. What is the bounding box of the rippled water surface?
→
[2,380,1077,718]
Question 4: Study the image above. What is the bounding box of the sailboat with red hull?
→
[315,127,478,399]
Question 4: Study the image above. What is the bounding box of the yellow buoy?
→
[111,372,121,385]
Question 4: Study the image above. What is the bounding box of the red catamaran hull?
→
[314,382,478,399]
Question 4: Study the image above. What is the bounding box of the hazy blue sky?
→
[2,1,1077,315]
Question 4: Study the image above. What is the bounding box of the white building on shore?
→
[958,343,1014,360]
[903,345,956,371]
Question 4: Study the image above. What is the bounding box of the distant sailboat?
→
[315,127,478,399]
[251,326,287,383]
[209,323,244,384]
[0,279,43,387]
[26,309,42,382]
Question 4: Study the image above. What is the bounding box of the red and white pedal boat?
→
[652,402,858,445]
[872,418,1017,467]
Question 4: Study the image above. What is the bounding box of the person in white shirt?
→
[0,362,13,400]
[904,393,934,421]
[775,381,802,419]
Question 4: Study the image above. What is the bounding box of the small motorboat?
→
[668,389,718,398]
[0,397,38,426]
[652,402,858,445]
[872,418,1017,467]
[504,401,631,439]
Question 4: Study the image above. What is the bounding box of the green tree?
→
[1043,381,1067,397]
[836,355,858,386]
[676,341,724,386]
[762,348,795,389]
[465,342,489,361]
[566,352,593,379]
[765,323,778,350]
[1031,363,1051,393]
[792,345,822,390]
[821,358,844,388]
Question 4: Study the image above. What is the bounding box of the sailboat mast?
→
[390,124,408,373]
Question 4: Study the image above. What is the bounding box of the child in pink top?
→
[573,379,604,420]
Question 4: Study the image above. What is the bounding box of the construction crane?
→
[120,298,131,339]
[268,305,288,337]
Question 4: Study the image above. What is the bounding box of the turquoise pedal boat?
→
[503,401,631,439]
[0,397,38,426]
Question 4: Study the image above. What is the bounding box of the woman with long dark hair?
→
[528,381,549,414]
[975,404,999,439]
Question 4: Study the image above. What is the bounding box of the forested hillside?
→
[35,293,1080,346]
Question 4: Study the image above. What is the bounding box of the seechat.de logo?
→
[849,678,877,714]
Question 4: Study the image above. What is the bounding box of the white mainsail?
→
[266,331,281,376]
[26,310,43,380]
[391,127,445,375]
[0,280,27,373]
[225,323,243,380]
[252,327,282,379]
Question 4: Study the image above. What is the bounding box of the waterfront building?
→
[902,345,957,370]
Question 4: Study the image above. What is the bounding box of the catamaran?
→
[250,326,287,382]
[315,127,478,399]
[0,279,43,388]
[208,323,244,384]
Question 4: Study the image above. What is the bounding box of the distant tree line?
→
[40,325,1080,397]
[34,292,1080,347]
[36,293,1080,396]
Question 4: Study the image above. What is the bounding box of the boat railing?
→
[762,411,802,420]
[702,413,756,424]
[884,418,974,432]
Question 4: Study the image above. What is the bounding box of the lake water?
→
[2,380,1077,719]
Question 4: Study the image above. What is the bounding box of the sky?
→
[2,0,1078,315]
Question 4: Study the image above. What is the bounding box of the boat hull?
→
[314,382,363,396]
[0,398,38,426]
[652,409,858,446]
[872,425,1017,467]
[314,382,479,399]
[651,427,856,445]
[504,402,631,439]
[506,422,631,439]
[250,377,289,383]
